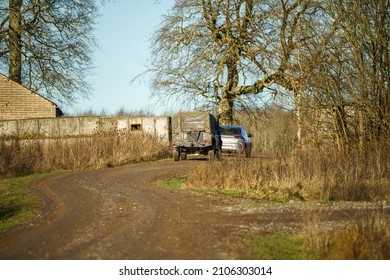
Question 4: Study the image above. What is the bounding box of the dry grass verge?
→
[0,132,170,178]
[247,207,390,260]
[303,208,390,259]
[185,143,390,202]
[186,143,390,259]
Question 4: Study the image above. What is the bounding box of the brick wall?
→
[0,73,58,120]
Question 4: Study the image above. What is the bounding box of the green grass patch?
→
[248,233,316,260]
[0,174,46,231]
[158,177,186,189]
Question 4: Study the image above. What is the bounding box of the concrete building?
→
[0,73,62,120]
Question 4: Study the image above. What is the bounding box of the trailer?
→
[171,112,221,161]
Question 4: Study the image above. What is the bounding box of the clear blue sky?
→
[70,0,174,116]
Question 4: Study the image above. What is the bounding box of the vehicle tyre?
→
[173,149,180,161]
[208,150,214,161]
[180,153,187,160]
[208,149,222,161]
[238,149,246,158]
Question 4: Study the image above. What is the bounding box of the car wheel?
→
[215,149,222,160]
[180,153,187,160]
[208,149,222,161]
[173,149,180,161]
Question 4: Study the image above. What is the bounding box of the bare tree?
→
[297,0,390,147]
[8,0,22,82]
[149,0,315,124]
[0,0,100,105]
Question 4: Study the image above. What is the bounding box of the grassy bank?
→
[0,174,45,231]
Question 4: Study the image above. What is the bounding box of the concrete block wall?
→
[0,74,58,120]
[0,116,171,142]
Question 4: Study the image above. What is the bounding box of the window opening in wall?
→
[131,124,142,131]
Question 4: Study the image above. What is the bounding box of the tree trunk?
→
[219,90,234,125]
[219,57,239,125]
[8,0,23,83]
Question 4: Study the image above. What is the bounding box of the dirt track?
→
[0,159,388,260]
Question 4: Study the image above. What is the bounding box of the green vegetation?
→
[158,178,186,189]
[0,174,45,231]
[248,233,315,260]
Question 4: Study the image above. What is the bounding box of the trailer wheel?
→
[208,150,214,161]
[173,149,180,161]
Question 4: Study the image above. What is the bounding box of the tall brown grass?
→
[185,142,390,202]
[303,208,390,259]
[0,132,170,178]
[235,107,297,154]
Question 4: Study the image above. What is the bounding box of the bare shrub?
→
[0,132,170,178]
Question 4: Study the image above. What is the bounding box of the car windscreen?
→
[221,127,241,136]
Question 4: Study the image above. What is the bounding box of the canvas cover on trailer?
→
[171,112,219,135]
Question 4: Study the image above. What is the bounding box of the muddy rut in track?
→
[0,159,388,260]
